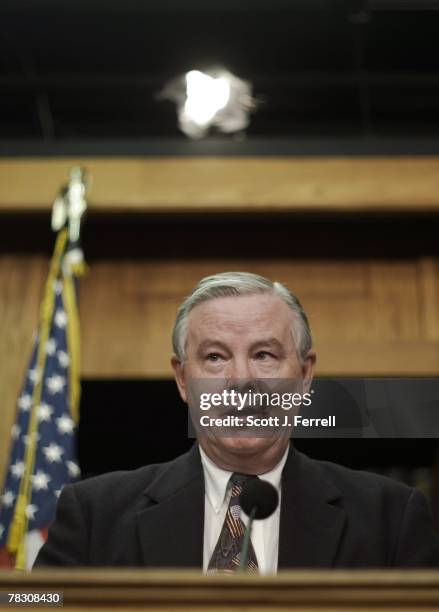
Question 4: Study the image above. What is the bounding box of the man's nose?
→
[227,357,254,381]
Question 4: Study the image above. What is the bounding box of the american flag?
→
[0,236,82,570]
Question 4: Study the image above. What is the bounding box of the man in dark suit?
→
[35,271,439,570]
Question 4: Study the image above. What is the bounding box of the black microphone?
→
[239,479,279,571]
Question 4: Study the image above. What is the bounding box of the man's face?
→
[172,292,316,459]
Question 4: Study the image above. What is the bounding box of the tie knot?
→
[230,472,258,488]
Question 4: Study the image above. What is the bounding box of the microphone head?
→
[240,478,279,520]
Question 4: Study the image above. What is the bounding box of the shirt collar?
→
[199,445,233,514]
[199,443,290,515]
[257,444,289,492]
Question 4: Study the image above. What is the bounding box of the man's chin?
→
[213,435,277,454]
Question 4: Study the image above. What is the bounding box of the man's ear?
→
[301,350,316,393]
[171,354,188,403]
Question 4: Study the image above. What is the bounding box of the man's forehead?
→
[186,293,294,335]
[196,336,285,350]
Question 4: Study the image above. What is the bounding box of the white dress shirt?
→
[199,444,289,574]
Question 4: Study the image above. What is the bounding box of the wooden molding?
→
[2,156,439,212]
[2,569,439,610]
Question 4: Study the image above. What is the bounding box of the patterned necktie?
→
[208,472,259,573]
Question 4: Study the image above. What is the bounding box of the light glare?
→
[158,67,255,138]
[184,70,231,126]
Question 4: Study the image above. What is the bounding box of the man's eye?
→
[255,351,275,360]
[206,353,222,362]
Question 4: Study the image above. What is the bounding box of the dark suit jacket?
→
[35,444,439,568]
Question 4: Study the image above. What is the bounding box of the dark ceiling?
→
[1,0,439,155]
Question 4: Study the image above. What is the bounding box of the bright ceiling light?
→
[184,70,231,126]
[158,68,255,139]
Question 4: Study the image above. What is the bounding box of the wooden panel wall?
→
[2,254,439,486]
[0,256,47,490]
[78,258,439,377]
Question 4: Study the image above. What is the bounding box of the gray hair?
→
[172,271,312,362]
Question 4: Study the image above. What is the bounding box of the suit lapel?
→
[137,444,204,568]
[278,448,347,568]
[136,444,346,569]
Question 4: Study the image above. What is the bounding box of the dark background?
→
[2,0,439,155]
